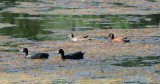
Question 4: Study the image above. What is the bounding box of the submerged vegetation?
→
[0,42,18,47]
[0,13,159,41]
[0,49,19,52]
[0,0,160,83]
[112,56,160,67]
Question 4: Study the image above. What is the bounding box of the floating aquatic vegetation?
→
[0,42,18,47]
[0,48,19,52]
[112,56,160,67]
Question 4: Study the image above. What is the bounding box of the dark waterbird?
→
[58,49,84,60]
[21,48,49,59]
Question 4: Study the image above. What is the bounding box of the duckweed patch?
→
[112,56,160,67]
[0,49,19,52]
[0,42,18,47]
[147,0,156,2]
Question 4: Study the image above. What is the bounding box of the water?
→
[0,13,159,41]
[112,56,160,67]
[0,0,160,83]
[0,1,160,41]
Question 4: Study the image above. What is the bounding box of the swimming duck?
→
[58,49,84,60]
[69,33,78,41]
[21,48,49,59]
[69,33,92,41]
[108,33,130,43]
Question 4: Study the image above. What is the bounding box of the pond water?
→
[0,0,160,83]
[112,56,160,67]
[0,0,160,41]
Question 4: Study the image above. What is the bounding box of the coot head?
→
[21,48,28,55]
[58,49,64,54]
[21,48,49,59]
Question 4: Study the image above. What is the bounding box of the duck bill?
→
[57,51,59,54]
[21,49,24,52]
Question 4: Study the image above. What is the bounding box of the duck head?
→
[21,48,28,56]
[58,49,65,58]
[69,33,74,38]
[69,33,78,41]
[108,33,114,39]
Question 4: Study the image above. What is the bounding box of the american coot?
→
[108,33,130,43]
[69,33,92,41]
[58,49,84,60]
[21,48,49,59]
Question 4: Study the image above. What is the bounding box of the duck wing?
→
[64,51,84,59]
[82,35,88,38]
[123,37,130,42]
[26,53,49,59]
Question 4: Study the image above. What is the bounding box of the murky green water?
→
[0,0,160,41]
[112,56,160,67]
[0,13,159,41]
[1,1,160,83]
